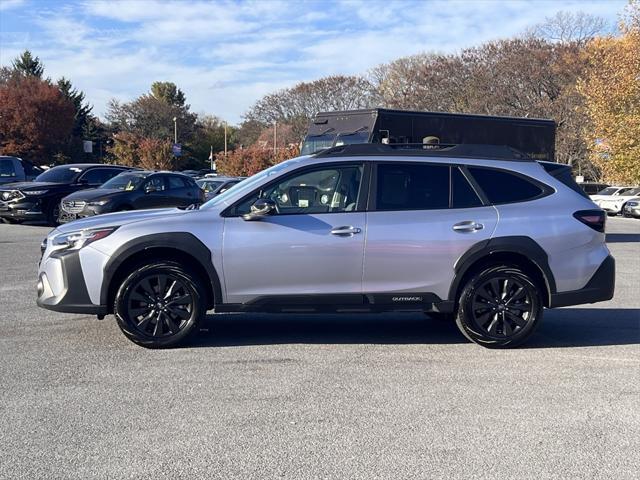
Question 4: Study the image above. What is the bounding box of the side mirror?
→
[242,198,277,221]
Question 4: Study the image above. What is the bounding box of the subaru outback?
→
[36,144,615,348]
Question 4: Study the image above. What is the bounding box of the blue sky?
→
[0,0,624,124]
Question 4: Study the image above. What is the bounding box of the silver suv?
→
[36,144,615,348]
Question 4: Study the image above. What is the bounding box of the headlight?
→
[23,190,48,195]
[51,227,117,251]
[87,199,110,206]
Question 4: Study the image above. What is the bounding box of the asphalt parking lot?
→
[1,217,638,479]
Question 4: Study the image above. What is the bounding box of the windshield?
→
[35,166,84,183]
[301,133,337,155]
[333,130,370,147]
[200,158,305,210]
[101,173,147,191]
[197,179,223,193]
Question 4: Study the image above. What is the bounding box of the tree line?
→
[0,4,638,183]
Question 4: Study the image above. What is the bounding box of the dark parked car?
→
[196,176,243,200]
[0,156,43,185]
[59,171,205,223]
[0,163,133,225]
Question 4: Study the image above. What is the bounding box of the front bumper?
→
[549,255,615,308]
[623,204,640,218]
[58,203,112,224]
[0,199,45,221]
[36,249,107,315]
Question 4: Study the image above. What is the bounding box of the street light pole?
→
[273,121,277,158]
[224,121,228,157]
[173,117,177,144]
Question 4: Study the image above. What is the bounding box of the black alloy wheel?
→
[455,265,543,348]
[114,262,205,348]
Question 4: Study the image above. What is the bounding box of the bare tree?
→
[244,75,379,139]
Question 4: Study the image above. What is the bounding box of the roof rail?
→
[313,143,533,161]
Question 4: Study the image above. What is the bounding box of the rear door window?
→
[375,163,449,211]
[168,176,188,190]
[467,167,544,204]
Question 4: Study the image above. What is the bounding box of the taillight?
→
[573,209,606,233]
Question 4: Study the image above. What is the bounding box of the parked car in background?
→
[596,187,640,216]
[0,156,43,185]
[59,171,205,223]
[181,170,201,179]
[0,164,134,225]
[196,176,244,200]
[590,186,635,204]
[578,182,610,195]
[623,198,640,218]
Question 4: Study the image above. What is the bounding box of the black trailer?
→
[301,108,556,161]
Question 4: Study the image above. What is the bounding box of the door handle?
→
[452,221,484,232]
[330,226,362,236]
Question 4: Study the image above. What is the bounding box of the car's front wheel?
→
[455,265,543,348]
[114,261,205,348]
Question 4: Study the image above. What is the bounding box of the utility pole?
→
[224,121,228,157]
[173,117,177,144]
[273,121,277,158]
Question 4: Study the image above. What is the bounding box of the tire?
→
[455,265,543,348]
[46,202,60,226]
[114,261,206,348]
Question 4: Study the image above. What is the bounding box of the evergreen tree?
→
[12,50,45,78]
[57,77,93,137]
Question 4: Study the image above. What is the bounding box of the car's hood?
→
[0,181,61,191]
[63,188,124,201]
[55,207,187,233]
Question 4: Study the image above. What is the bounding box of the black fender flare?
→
[448,236,557,303]
[100,232,222,307]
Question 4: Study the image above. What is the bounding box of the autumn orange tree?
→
[0,76,75,162]
[578,2,640,184]
[216,144,300,177]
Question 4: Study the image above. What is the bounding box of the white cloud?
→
[0,0,25,11]
[0,0,625,123]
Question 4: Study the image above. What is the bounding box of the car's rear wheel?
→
[455,265,543,348]
[114,261,205,348]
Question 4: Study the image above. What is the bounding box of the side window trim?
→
[221,161,370,217]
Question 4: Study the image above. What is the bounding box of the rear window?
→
[539,163,589,199]
[468,167,544,204]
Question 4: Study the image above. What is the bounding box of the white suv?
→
[37,144,615,349]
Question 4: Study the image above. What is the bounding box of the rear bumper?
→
[549,255,615,308]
